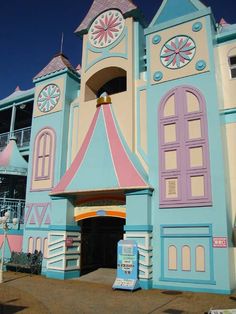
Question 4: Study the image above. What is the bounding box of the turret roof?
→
[0,86,34,106]
[0,137,28,176]
[75,0,138,34]
[149,0,207,27]
[34,53,78,81]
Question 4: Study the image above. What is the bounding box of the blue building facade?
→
[1,0,236,294]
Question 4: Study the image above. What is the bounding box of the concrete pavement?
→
[1,270,236,313]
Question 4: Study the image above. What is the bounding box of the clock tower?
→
[23,53,81,278]
[74,0,145,152]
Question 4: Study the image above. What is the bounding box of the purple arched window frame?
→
[158,86,212,208]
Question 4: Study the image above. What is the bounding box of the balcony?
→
[0,127,31,152]
[0,198,25,224]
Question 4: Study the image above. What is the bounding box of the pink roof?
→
[75,0,137,34]
[219,18,230,26]
[0,87,34,105]
[34,53,77,80]
[0,137,28,176]
[51,100,149,195]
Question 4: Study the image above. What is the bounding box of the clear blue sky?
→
[0,0,235,100]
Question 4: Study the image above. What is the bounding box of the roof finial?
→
[97,92,111,107]
[15,86,21,91]
[60,32,64,54]
[76,64,81,75]
[219,18,229,26]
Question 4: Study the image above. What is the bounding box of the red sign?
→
[213,237,228,248]
[66,238,74,247]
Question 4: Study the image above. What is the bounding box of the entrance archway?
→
[80,217,125,275]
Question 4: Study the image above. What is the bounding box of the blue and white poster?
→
[113,240,140,291]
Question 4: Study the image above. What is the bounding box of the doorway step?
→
[75,268,116,285]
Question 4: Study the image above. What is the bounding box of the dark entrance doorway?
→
[80,217,125,275]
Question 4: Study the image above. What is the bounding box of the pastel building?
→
[1,0,236,294]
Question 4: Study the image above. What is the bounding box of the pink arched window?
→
[36,131,52,179]
[28,237,34,253]
[33,128,56,182]
[158,86,212,207]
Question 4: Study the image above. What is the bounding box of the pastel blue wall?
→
[144,12,234,293]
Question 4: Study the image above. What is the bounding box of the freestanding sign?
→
[112,240,140,291]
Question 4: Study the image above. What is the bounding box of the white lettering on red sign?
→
[213,237,228,248]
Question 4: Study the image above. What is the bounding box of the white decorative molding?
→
[47,231,81,271]
[124,232,153,280]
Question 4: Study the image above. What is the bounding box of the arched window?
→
[85,67,127,101]
[168,245,177,270]
[159,86,212,207]
[32,128,56,190]
[43,238,48,258]
[28,237,34,253]
[229,56,236,78]
[36,237,41,252]
[196,245,205,272]
[35,130,54,179]
[182,245,191,271]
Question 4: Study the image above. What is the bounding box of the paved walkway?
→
[1,271,236,313]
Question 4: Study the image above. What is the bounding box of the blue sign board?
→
[112,240,140,291]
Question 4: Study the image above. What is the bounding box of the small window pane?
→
[231,68,236,78]
[28,237,34,253]
[43,156,50,177]
[164,95,175,117]
[196,246,205,272]
[189,147,203,168]
[165,178,178,198]
[191,175,205,197]
[45,134,51,155]
[188,119,202,139]
[182,246,191,271]
[36,238,41,252]
[38,135,45,156]
[165,150,177,170]
[168,245,177,270]
[229,56,236,66]
[187,92,200,113]
[164,124,176,143]
[37,157,43,178]
[43,238,48,258]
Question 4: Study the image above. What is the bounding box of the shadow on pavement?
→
[0,304,28,314]
[163,310,184,314]
[3,274,30,284]
[161,291,183,296]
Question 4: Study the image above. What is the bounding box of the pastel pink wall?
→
[0,235,23,252]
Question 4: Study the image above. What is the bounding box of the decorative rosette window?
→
[160,36,196,69]
[88,9,125,48]
[37,84,60,113]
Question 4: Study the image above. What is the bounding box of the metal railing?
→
[0,198,25,224]
[0,127,31,151]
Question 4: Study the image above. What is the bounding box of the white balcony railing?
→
[0,127,31,151]
[0,198,25,224]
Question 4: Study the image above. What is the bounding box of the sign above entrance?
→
[113,240,140,291]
